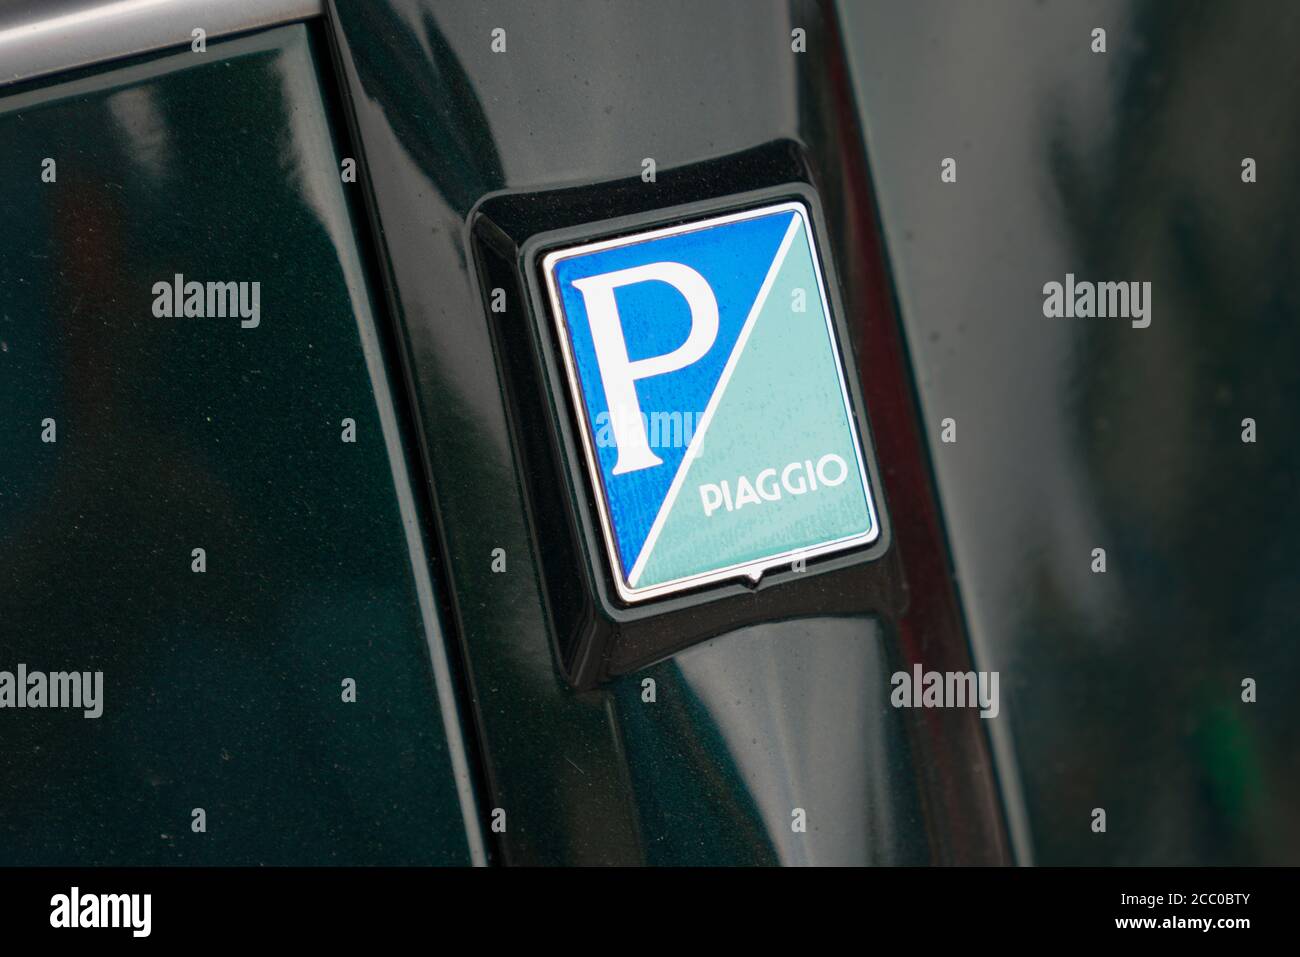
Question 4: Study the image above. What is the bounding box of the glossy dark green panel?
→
[841,0,1300,864]
[329,0,798,867]
[327,0,1004,864]
[0,27,481,864]
[611,617,928,866]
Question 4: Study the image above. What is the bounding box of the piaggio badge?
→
[541,200,882,603]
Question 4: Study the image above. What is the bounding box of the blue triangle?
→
[553,209,796,575]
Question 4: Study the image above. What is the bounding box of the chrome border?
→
[0,0,322,88]
[541,200,883,605]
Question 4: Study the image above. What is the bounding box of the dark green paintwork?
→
[611,618,927,865]
[325,0,971,865]
[842,0,1300,864]
[2,0,1293,869]
[0,27,480,864]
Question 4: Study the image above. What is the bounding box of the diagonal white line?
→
[627,212,803,587]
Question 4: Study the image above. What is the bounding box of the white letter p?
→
[572,262,717,474]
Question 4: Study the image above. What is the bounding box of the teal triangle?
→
[634,219,873,588]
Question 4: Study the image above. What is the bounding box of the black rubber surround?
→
[473,144,899,688]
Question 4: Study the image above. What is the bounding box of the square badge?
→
[541,201,882,603]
